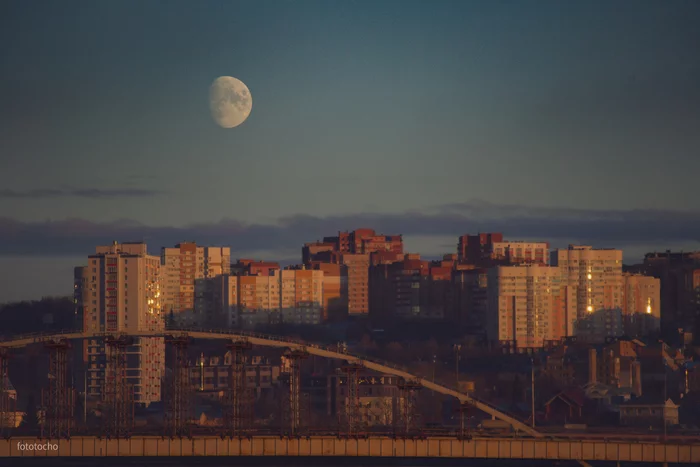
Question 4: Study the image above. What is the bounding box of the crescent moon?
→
[209,76,253,128]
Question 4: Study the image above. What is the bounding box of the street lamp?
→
[530,356,536,428]
[432,355,437,382]
[453,344,462,390]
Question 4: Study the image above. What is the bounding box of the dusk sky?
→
[1,0,700,302]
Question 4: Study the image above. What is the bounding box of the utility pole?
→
[84,370,87,424]
[531,356,536,428]
[663,360,667,441]
[454,344,462,390]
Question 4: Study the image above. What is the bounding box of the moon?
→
[209,76,252,128]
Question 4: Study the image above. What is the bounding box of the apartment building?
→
[486,264,569,350]
[302,229,404,317]
[457,233,504,264]
[369,254,452,322]
[308,262,348,322]
[451,267,488,329]
[552,245,624,342]
[210,268,325,328]
[82,242,164,404]
[491,241,549,265]
[622,273,661,337]
[161,242,231,325]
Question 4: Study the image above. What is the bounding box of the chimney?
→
[588,348,597,385]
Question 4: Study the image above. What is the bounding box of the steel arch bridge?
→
[0,328,541,437]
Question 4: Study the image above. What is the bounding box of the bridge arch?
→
[0,328,541,437]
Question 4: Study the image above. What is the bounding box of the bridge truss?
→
[165,335,192,437]
[0,348,16,437]
[42,339,73,439]
[224,340,252,436]
[340,363,365,437]
[396,378,422,436]
[102,335,134,438]
[0,328,542,438]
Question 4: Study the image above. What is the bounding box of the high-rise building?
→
[622,273,661,337]
[342,254,370,315]
[82,242,164,404]
[161,243,231,325]
[457,233,504,264]
[491,241,549,265]
[303,229,403,318]
[322,229,403,256]
[369,254,452,322]
[635,251,700,338]
[308,262,348,322]
[486,264,567,350]
[451,267,488,330]
[551,245,624,342]
[211,268,325,328]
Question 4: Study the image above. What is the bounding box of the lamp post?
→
[84,369,87,424]
[530,356,536,428]
[663,360,667,442]
[432,355,437,382]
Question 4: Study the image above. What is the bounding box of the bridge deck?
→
[2,436,700,464]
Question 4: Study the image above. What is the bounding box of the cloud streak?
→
[0,201,698,258]
[0,188,163,199]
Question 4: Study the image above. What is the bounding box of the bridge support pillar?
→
[225,340,252,437]
[42,339,74,439]
[340,363,364,437]
[456,402,471,439]
[102,335,134,438]
[0,348,16,436]
[396,378,422,436]
[165,335,192,437]
[280,349,308,436]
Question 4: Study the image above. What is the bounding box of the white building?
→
[551,245,624,343]
[83,242,164,404]
[486,264,569,350]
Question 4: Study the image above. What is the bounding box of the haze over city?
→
[1,0,700,303]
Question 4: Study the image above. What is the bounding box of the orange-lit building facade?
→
[491,241,549,265]
[211,267,325,328]
[302,229,403,317]
[486,264,568,350]
[82,242,164,404]
[622,273,661,337]
[161,242,231,324]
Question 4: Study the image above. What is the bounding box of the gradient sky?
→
[1,0,700,302]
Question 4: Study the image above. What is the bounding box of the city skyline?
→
[2,0,700,302]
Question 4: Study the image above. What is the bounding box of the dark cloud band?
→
[0,201,697,257]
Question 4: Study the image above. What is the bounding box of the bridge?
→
[2,435,700,464]
[2,328,700,466]
[0,327,538,436]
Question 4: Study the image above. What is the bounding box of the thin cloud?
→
[0,201,699,257]
[0,188,163,199]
